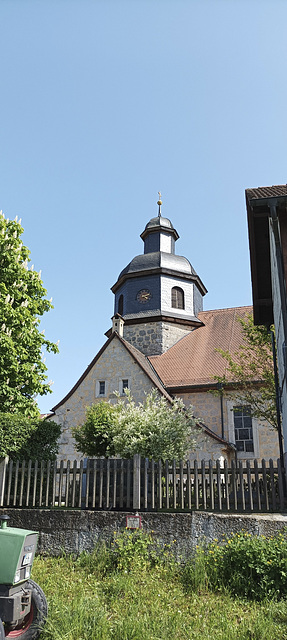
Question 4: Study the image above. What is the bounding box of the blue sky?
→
[1,0,287,414]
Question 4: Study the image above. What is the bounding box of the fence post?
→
[0,457,8,507]
[133,454,141,510]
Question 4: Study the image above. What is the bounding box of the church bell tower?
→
[111,195,207,355]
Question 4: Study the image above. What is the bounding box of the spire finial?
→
[157,191,162,216]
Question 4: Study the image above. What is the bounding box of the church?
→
[49,196,280,465]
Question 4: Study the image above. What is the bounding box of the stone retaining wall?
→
[1,509,287,557]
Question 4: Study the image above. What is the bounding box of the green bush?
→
[77,529,177,574]
[183,531,287,600]
[0,413,61,460]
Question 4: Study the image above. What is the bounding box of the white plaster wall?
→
[159,232,172,253]
[161,275,194,316]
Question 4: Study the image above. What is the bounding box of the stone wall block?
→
[2,509,287,558]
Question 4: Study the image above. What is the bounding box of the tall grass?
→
[31,529,287,640]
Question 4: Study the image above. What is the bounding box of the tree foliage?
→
[72,401,116,458]
[73,390,197,460]
[0,414,61,460]
[214,314,276,429]
[0,211,59,416]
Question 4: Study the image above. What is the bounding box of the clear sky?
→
[1,0,287,414]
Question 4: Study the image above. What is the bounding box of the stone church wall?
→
[53,338,156,463]
[180,390,280,463]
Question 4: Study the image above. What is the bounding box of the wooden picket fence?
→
[0,456,286,512]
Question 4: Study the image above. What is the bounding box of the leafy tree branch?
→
[0,211,59,416]
[214,314,277,429]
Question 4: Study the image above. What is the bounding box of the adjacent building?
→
[246,184,287,461]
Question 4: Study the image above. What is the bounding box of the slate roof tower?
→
[111,195,207,355]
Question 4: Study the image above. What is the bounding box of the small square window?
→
[122,379,129,393]
[99,381,105,395]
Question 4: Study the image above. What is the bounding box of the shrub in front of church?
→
[73,401,117,458]
[73,390,197,461]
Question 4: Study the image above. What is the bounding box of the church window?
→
[171,286,184,309]
[118,295,123,316]
[233,406,254,453]
[99,381,105,396]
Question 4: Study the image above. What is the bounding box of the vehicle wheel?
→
[0,621,5,640]
[4,580,48,639]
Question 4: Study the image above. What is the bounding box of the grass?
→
[30,530,287,640]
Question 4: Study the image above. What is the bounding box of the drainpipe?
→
[270,328,285,475]
[217,383,225,439]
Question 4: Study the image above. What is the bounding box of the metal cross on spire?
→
[157,191,162,216]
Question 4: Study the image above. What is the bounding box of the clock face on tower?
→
[136,289,152,303]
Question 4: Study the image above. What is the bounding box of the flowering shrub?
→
[73,389,197,460]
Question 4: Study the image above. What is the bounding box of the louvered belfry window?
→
[171,286,184,310]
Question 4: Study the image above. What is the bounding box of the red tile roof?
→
[149,306,253,388]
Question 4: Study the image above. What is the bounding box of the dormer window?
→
[171,286,184,310]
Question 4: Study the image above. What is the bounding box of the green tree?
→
[73,401,117,458]
[0,211,59,416]
[73,390,197,460]
[0,414,61,460]
[214,314,276,429]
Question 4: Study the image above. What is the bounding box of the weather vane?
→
[157,191,162,216]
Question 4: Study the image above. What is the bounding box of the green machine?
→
[0,515,47,639]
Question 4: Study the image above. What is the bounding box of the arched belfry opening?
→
[171,286,184,310]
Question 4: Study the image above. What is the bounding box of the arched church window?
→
[118,295,123,316]
[171,286,184,310]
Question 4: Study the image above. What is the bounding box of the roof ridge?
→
[200,305,252,313]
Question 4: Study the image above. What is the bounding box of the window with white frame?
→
[233,406,254,453]
[98,380,106,396]
[122,379,129,394]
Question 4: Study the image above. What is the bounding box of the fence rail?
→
[0,456,286,512]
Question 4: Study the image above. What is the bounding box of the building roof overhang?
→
[246,187,287,326]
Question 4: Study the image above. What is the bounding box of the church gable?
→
[51,333,169,462]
